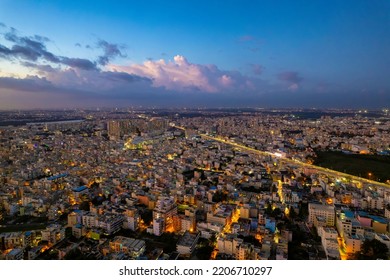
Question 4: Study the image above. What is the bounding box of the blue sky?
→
[0,0,389,109]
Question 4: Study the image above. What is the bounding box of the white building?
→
[308,203,335,226]
[153,197,177,231]
[344,233,364,254]
[217,234,243,255]
[41,224,65,245]
[236,243,260,260]
[176,231,200,256]
[153,218,164,236]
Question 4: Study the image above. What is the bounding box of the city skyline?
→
[0,0,390,109]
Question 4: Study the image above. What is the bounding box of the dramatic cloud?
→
[97,40,126,65]
[2,30,59,62]
[5,23,367,109]
[0,26,154,102]
[0,25,286,106]
[0,29,122,70]
[110,55,254,93]
[277,71,303,91]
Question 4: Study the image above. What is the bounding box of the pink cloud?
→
[110,55,252,93]
[219,74,234,87]
[278,71,303,91]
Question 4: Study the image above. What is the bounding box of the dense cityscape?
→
[0,1,389,267]
[0,108,389,260]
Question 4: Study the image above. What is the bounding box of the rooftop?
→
[72,186,88,192]
[177,231,199,247]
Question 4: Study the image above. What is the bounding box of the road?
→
[172,124,389,188]
[200,133,390,188]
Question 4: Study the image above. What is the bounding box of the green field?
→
[315,151,390,183]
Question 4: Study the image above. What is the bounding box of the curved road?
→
[199,133,390,189]
[172,124,389,188]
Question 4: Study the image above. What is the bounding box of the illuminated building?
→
[308,203,335,226]
[153,197,177,232]
[123,208,140,231]
[97,214,124,235]
[153,218,164,236]
[108,236,146,259]
[0,231,32,250]
[236,243,260,260]
[344,233,364,254]
[72,224,87,238]
[217,234,243,255]
[41,224,65,245]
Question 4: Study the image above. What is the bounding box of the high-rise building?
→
[153,197,177,232]
[107,120,121,140]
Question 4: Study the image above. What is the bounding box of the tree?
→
[79,201,90,211]
[265,203,273,215]
[272,207,282,217]
[289,206,297,220]
[64,248,83,260]
[140,209,153,225]
[212,190,227,203]
[355,239,389,260]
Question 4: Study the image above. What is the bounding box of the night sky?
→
[0,0,389,109]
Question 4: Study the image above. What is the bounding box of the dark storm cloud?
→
[97,39,126,65]
[277,71,303,84]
